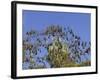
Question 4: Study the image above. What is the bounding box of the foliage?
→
[22,25,91,69]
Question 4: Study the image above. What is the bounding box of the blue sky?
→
[23,10,91,42]
[22,10,91,69]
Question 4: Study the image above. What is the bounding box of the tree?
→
[23,25,91,69]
